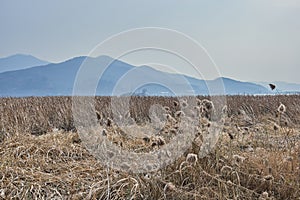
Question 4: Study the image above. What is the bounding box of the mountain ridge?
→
[0,54,50,73]
[0,55,297,97]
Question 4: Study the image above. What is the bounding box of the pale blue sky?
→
[0,0,299,83]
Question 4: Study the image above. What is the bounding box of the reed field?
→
[0,95,299,199]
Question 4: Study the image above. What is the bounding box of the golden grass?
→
[0,95,299,199]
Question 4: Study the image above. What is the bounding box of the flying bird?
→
[269,83,276,90]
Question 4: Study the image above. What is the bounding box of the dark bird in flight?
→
[269,83,276,90]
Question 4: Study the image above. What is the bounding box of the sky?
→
[0,0,299,83]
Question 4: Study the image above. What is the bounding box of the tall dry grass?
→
[0,95,299,199]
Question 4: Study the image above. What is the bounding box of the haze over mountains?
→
[0,54,299,97]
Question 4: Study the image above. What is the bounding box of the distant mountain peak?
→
[0,54,50,73]
[1,53,48,61]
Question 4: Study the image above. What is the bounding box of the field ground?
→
[0,95,299,199]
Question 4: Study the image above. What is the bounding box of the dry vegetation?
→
[0,95,299,199]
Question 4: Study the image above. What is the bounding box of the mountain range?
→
[0,54,298,97]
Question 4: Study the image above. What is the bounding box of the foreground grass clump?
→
[0,95,299,199]
[0,129,299,199]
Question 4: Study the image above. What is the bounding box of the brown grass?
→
[0,95,299,199]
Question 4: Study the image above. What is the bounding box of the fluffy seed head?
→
[186,153,198,165]
[222,105,228,116]
[164,106,170,112]
[175,110,185,118]
[180,99,188,108]
[202,99,214,111]
[144,173,151,180]
[277,103,286,114]
[264,175,274,181]
[151,136,165,147]
[164,182,176,191]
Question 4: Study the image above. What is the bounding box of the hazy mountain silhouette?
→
[0,55,272,97]
[0,54,50,73]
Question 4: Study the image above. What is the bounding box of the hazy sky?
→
[0,0,299,83]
